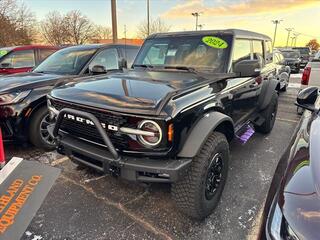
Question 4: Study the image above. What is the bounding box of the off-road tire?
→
[256,92,278,134]
[29,106,55,151]
[172,132,229,220]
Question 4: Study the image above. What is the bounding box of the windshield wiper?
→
[163,65,198,73]
[132,64,154,69]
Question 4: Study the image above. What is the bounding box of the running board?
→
[235,123,255,144]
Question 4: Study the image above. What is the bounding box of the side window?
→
[89,48,119,71]
[0,50,35,68]
[232,39,251,68]
[122,48,139,67]
[265,41,273,63]
[252,40,264,66]
[39,49,56,62]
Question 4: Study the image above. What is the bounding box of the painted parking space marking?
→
[276,117,299,124]
[288,83,301,89]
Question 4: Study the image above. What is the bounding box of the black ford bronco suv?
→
[47,29,279,219]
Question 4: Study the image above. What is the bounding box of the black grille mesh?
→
[51,99,129,149]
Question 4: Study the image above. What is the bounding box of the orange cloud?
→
[162,0,320,18]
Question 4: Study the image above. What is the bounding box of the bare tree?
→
[0,0,35,46]
[137,18,170,39]
[40,11,68,45]
[65,10,96,44]
[94,25,112,39]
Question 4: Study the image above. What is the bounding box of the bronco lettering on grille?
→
[63,114,118,131]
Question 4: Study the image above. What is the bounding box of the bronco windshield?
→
[134,34,232,73]
[34,47,97,75]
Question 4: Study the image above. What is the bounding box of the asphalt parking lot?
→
[5,73,302,240]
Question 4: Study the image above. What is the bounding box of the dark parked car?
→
[280,49,301,73]
[292,47,311,68]
[47,29,279,219]
[0,44,139,149]
[261,86,320,239]
[0,45,60,75]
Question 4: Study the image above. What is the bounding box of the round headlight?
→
[138,120,162,147]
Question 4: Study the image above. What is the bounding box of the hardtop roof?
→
[147,29,272,41]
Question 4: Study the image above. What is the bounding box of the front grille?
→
[51,99,130,150]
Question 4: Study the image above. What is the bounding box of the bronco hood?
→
[50,70,229,116]
[0,72,72,94]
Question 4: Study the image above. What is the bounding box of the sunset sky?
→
[25,0,320,47]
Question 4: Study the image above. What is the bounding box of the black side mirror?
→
[91,65,107,75]
[118,58,127,70]
[234,59,261,77]
[296,86,319,112]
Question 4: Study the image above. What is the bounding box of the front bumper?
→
[49,108,192,183]
[56,132,191,182]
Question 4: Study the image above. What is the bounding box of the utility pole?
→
[272,19,283,47]
[290,36,295,47]
[285,28,294,48]
[111,0,118,43]
[191,12,201,31]
[147,0,150,36]
[293,33,300,47]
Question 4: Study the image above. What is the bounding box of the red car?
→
[0,45,60,75]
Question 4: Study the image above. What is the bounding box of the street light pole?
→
[290,36,295,47]
[285,28,294,48]
[111,0,118,43]
[191,12,201,31]
[147,0,150,36]
[272,19,283,47]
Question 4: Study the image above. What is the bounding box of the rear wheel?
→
[256,92,278,134]
[29,106,55,151]
[172,132,229,220]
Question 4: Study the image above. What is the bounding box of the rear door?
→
[0,49,35,74]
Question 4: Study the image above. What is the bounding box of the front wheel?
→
[172,132,229,220]
[256,92,278,134]
[29,106,56,151]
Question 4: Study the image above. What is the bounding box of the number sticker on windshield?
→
[202,36,228,49]
[0,50,8,57]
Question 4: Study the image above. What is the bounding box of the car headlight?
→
[270,203,283,240]
[47,98,59,118]
[137,120,162,147]
[0,90,31,105]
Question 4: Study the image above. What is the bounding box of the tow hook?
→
[109,164,121,177]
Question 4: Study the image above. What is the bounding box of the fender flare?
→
[177,112,234,158]
[259,78,278,111]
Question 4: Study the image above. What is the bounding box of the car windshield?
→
[0,47,13,59]
[282,51,300,58]
[34,47,97,75]
[133,34,232,73]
